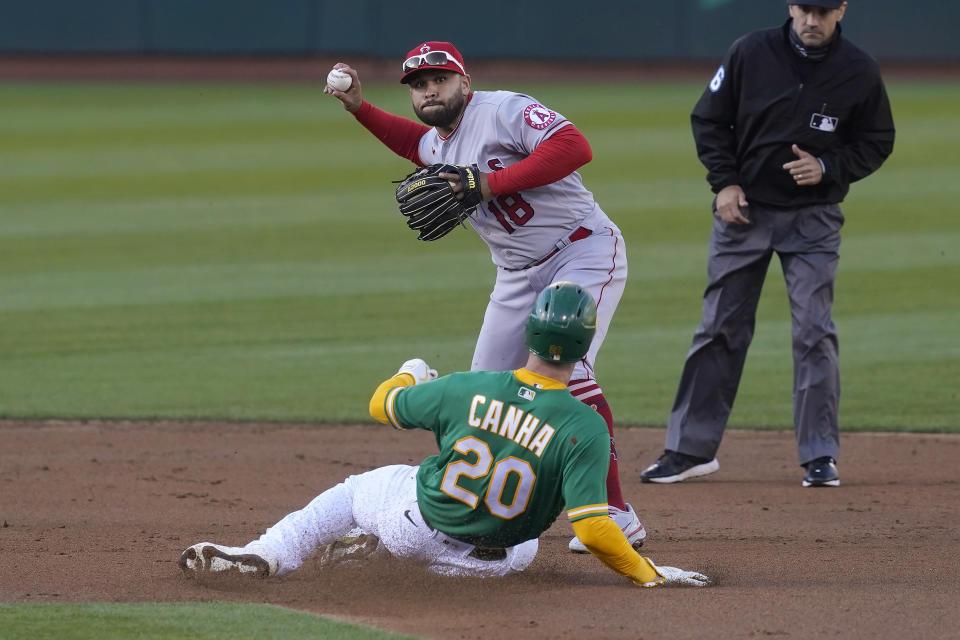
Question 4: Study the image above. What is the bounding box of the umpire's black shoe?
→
[802,457,839,487]
[641,450,719,484]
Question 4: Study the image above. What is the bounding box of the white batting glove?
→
[396,358,438,385]
[639,558,711,588]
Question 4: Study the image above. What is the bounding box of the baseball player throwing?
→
[179,282,708,588]
[323,42,643,553]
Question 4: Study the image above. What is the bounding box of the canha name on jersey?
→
[467,395,555,457]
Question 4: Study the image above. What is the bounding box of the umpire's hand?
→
[783,144,824,186]
[715,184,750,225]
[323,63,363,114]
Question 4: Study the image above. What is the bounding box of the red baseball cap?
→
[400,41,468,84]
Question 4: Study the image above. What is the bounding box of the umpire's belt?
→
[508,226,592,271]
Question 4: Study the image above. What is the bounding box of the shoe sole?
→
[320,534,382,567]
[179,545,270,578]
[802,479,840,487]
[642,458,719,484]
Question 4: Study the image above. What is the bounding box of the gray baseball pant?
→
[665,202,843,466]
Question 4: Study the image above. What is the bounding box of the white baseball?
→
[327,69,352,92]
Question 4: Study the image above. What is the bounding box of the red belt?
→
[527,226,592,269]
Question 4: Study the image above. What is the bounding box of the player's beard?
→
[414,93,466,128]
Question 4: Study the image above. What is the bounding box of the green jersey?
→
[383,368,610,547]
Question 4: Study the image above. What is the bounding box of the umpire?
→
[641,1,894,487]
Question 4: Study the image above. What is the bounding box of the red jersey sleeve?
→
[486,125,593,195]
[353,101,431,166]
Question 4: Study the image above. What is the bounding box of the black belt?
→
[422,512,507,561]
[468,546,507,561]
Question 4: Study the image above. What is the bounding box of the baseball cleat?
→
[640,450,719,484]
[179,542,272,579]
[569,503,647,553]
[802,456,839,487]
[319,530,384,567]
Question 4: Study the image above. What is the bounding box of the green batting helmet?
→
[525,281,597,363]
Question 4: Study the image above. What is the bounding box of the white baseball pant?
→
[237,464,538,578]
[472,218,627,381]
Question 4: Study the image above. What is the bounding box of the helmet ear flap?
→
[524,282,597,363]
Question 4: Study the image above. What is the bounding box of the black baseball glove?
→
[394,164,483,241]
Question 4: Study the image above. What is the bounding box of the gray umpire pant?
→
[665,202,843,466]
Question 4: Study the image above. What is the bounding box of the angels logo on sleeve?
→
[523,104,557,130]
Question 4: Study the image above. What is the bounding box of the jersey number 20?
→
[441,436,536,519]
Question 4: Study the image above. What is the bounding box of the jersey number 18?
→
[487,159,535,233]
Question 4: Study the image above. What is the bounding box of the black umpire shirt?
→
[692,20,895,208]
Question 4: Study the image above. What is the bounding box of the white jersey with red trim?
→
[416,90,608,270]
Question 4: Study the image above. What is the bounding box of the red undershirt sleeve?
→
[486,124,593,195]
[353,101,431,166]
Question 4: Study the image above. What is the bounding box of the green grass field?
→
[1,75,957,640]
[1,79,957,431]
[0,602,417,639]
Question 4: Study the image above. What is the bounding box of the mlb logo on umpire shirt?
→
[810,113,838,132]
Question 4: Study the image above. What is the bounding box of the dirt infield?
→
[2,420,957,639]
